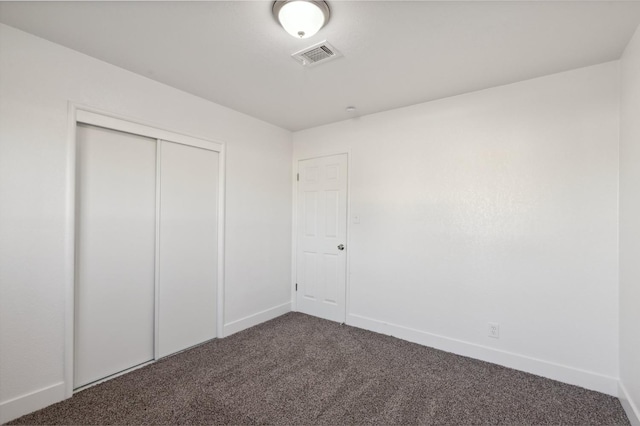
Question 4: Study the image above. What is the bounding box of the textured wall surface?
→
[294,62,620,392]
[620,23,640,424]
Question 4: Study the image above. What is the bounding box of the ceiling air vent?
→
[292,41,341,67]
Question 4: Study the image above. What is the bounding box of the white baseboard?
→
[0,304,291,423]
[0,381,66,424]
[620,381,640,426]
[223,302,291,337]
[346,313,619,396]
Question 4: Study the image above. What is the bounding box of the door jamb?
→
[291,150,351,323]
[65,103,226,398]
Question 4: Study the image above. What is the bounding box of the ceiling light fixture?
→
[273,0,330,39]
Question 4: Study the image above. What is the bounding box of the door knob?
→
[338,244,345,251]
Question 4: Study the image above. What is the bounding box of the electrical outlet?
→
[488,322,500,339]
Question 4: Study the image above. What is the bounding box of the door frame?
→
[64,103,226,397]
[291,150,351,323]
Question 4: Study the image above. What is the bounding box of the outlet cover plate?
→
[489,322,500,339]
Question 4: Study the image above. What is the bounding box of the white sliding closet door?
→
[158,141,219,357]
[75,124,156,388]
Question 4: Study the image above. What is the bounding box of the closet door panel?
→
[158,141,218,357]
[75,124,156,388]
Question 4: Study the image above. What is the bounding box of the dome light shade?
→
[273,0,330,39]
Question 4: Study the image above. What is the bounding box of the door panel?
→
[75,124,156,388]
[297,154,348,322]
[158,141,218,357]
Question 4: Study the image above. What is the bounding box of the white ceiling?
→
[2,1,640,131]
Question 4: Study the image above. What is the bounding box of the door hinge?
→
[297,173,299,181]
[295,283,298,291]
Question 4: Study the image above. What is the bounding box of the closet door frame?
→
[65,104,226,398]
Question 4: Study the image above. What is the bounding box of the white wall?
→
[294,62,620,395]
[619,24,640,426]
[0,24,292,422]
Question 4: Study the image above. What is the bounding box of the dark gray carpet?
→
[10,312,629,425]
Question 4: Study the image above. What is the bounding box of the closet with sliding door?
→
[73,111,222,389]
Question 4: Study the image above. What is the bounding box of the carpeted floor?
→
[10,312,629,425]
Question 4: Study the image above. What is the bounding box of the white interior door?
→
[75,124,156,388]
[296,154,348,323]
[157,140,218,357]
